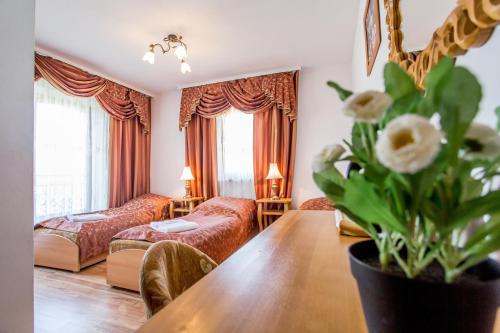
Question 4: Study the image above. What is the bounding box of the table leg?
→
[257,203,263,232]
[169,202,174,219]
[189,201,195,211]
[284,203,289,214]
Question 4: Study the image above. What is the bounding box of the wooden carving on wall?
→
[385,0,500,88]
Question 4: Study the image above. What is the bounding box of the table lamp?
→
[180,166,195,198]
[266,163,283,200]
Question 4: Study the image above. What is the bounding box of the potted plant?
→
[313,58,500,333]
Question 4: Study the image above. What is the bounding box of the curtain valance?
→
[34,53,151,134]
[179,71,298,129]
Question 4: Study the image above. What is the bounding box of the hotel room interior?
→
[1,0,500,332]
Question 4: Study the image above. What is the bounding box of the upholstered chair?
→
[139,240,218,318]
[299,197,335,211]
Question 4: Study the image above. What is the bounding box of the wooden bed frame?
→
[34,233,107,272]
[106,248,147,292]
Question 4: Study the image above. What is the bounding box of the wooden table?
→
[256,197,292,231]
[169,196,204,219]
[137,210,368,333]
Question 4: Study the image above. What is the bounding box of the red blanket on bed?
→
[35,193,171,262]
[112,197,256,263]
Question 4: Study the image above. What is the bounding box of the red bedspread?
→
[112,197,256,263]
[35,193,171,262]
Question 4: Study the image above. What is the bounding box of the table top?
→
[170,196,204,203]
[256,197,292,204]
[137,210,368,333]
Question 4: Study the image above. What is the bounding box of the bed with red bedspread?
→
[111,196,256,263]
[34,193,171,263]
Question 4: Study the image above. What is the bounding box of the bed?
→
[34,193,171,272]
[106,196,256,291]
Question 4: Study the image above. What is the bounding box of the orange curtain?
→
[179,71,297,129]
[180,71,298,200]
[34,52,152,207]
[108,117,151,207]
[253,106,296,199]
[185,116,218,199]
[34,53,151,134]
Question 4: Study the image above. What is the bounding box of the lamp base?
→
[184,181,192,199]
[270,180,280,200]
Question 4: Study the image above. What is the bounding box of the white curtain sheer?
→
[34,79,109,222]
[216,107,255,199]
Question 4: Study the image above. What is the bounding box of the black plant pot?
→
[349,240,500,333]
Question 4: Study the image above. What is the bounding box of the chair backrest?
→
[139,240,218,318]
[299,197,335,211]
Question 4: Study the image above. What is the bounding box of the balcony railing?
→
[34,174,88,223]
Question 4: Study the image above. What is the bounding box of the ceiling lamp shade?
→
[142,34,191,73]
[181,60,192,74]
[142,49,155,64]
[174,44,187,60]
[266,163,283,180]
[180,166,195,181]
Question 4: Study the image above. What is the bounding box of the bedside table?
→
[256,198,292,231]
[169,197,204,219]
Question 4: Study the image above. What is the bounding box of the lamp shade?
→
[265,163,283,180]
[174,44,187,60]
[142,50,155,64]
[181,60,191,74]
[180,166,195,181]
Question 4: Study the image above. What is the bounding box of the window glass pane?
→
[216,107,255,198]
[34,79,109,222]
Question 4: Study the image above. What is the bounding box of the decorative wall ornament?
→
[385,0,500,88]
[364,0,382,75]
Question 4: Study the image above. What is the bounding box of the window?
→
[216,107,255,198]
[34,79,109,222]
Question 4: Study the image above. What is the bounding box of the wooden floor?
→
[35,262,146,333]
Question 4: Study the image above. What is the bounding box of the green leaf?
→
[460,178,483,202]
[381,91,428,126]
[334,204,374,235]
[430,66,482,163]
[342,173,407,234]
[313,168,346,200]
[327,81,353,101]
[464,214,500,251]
[445,190,500,233]
[384,62,417,100]
[461,228,500,270]
[349,123,369,162]
[425,56,454,91]
[495,106,500,131]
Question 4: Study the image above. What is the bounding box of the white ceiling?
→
[35,0,359,95]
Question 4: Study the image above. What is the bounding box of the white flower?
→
[313,144,346,173]
[464,123,500,160]
[375,114,442,174]
[343,91,393,123]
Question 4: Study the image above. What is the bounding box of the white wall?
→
[352,0,500,124]
[151,90,186,198]
[151,65,353,207]
[0,1,35,332]
[294,66,352,206]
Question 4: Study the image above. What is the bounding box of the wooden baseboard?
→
[106,249,146,292]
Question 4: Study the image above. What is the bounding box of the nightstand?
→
[256,198,292,231]
[169,197,204,219]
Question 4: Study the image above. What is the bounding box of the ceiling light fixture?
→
[142,34,191,73]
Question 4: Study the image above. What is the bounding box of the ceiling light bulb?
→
[142,50,155,64]
[181,60,191,74]
[174,44,187,60]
